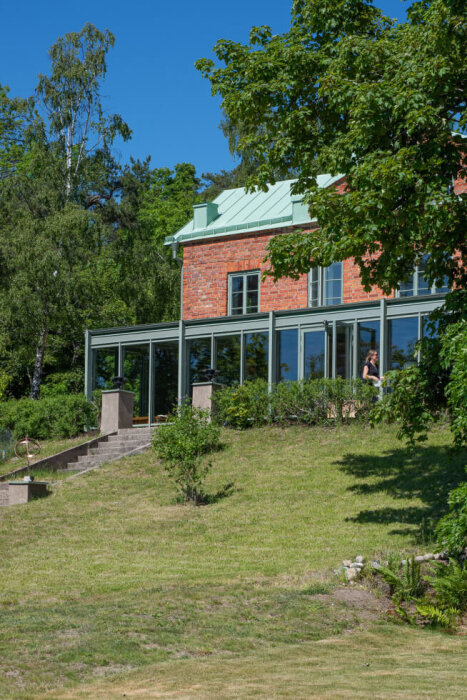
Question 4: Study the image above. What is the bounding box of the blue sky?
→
[1,0,407,178]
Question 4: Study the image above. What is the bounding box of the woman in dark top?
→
[362,350,384,386]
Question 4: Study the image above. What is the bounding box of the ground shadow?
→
[336,444,466,542]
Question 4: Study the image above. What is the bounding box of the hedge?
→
[213,378,377,429]
[0,395,97,440]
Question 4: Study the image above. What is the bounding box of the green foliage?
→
[198,0,466,294]
[370,367,436,447]
[214,378,376,429]
[435,479,467,557]
[153,401,222,504]
[415,602,460,629]
[213,379,270,429]
[376,556,424,604]
[0,395,97,440]
[427,560,467,611]
[440,319,467,447]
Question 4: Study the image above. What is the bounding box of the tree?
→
[197,0,467,444]
[0,25,132,399]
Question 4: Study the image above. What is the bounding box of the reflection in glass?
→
[188,338,211,389]
[324,263,342,305]
[278,329,298,382]
[216,335,241,385]
[358,321,380,375]
[123,345,150,420]
[245,332,268,381]
[422,314,439,338]
[304,331,325,379]
[93,348,118,390]
[335,323,349,378]
[388,317,419,369]
[153,342,178,417]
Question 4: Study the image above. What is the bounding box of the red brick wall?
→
[182,226,390,320]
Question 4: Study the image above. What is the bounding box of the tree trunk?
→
[30,326,48,400]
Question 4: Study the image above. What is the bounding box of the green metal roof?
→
[165,175,344,246]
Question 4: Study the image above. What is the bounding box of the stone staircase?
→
[63,427,156,475]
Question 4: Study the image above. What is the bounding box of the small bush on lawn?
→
[213,379,270,429]
[0,395,97,440]
[153,401,222,504]
[214,378,376,429]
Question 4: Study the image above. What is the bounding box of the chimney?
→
[193,202,219,229]
[291,195,309,224]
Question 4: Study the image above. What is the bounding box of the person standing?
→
[362,350,384,388]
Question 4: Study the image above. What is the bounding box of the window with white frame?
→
[309,262,343,307]
[228,271,260,315]
[397,255,449,297]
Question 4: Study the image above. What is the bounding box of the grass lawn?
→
[0,422,465,698]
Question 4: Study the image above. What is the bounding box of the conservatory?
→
[85,293,445,426]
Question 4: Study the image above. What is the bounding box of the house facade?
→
[85,176,448,424]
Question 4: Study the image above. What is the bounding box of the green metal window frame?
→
[396,255,449,298]
[228,270,260,316]
[308,262,343,307]
[85,295,447,425]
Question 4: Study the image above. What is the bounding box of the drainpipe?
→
[172,240,184,320]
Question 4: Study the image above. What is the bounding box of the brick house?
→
[85,176,448,423]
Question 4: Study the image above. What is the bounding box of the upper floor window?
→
[397,255,449,298]
[309,262,343,307]
[228,271,260,315]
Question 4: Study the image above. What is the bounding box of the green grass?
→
[0,423,465,698]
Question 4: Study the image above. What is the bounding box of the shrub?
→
[153,401,222,504]
[214,377,376,429]
[0,395,97,440]
[213,379,270,429]
[435,478,467,558]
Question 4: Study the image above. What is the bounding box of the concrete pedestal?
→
[7,481,49,505]
[101,390,134,434]
[192,382,222,416]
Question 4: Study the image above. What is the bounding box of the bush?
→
[0,395,97,440]
[153,401,222,504]
[435,478,467,558]
[213,379,270,429]
[213,378,376,429]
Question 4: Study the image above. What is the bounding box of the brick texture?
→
[182,225,390,321]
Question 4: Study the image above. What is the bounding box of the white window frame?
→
[308,262,343,307]
[228,271,260,316]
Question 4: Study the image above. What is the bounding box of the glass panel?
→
[422,315,439,338]
[123,345,150,422]
[231,291,243,315]
[245,332,268,381]
[215,335,241,386]
[153,341,178,418]
[417,255,431,295]
[388,317,419,369]
[336,323,349,378]
[358,321,380,376]
[246,290,258,313]
[399,274,415,297]
[324,263,342,305]
[232,276,243,293]
[278,329,298,382]
[304,331,325,379]
[188,338,211,390]
[435,276,449,293]
[93,348,118,390]
[246,274,258,291]
[309,268,319,307]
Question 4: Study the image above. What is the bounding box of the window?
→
[228,271,260,315]
[309,262,343,307]
[397,255,449,297]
